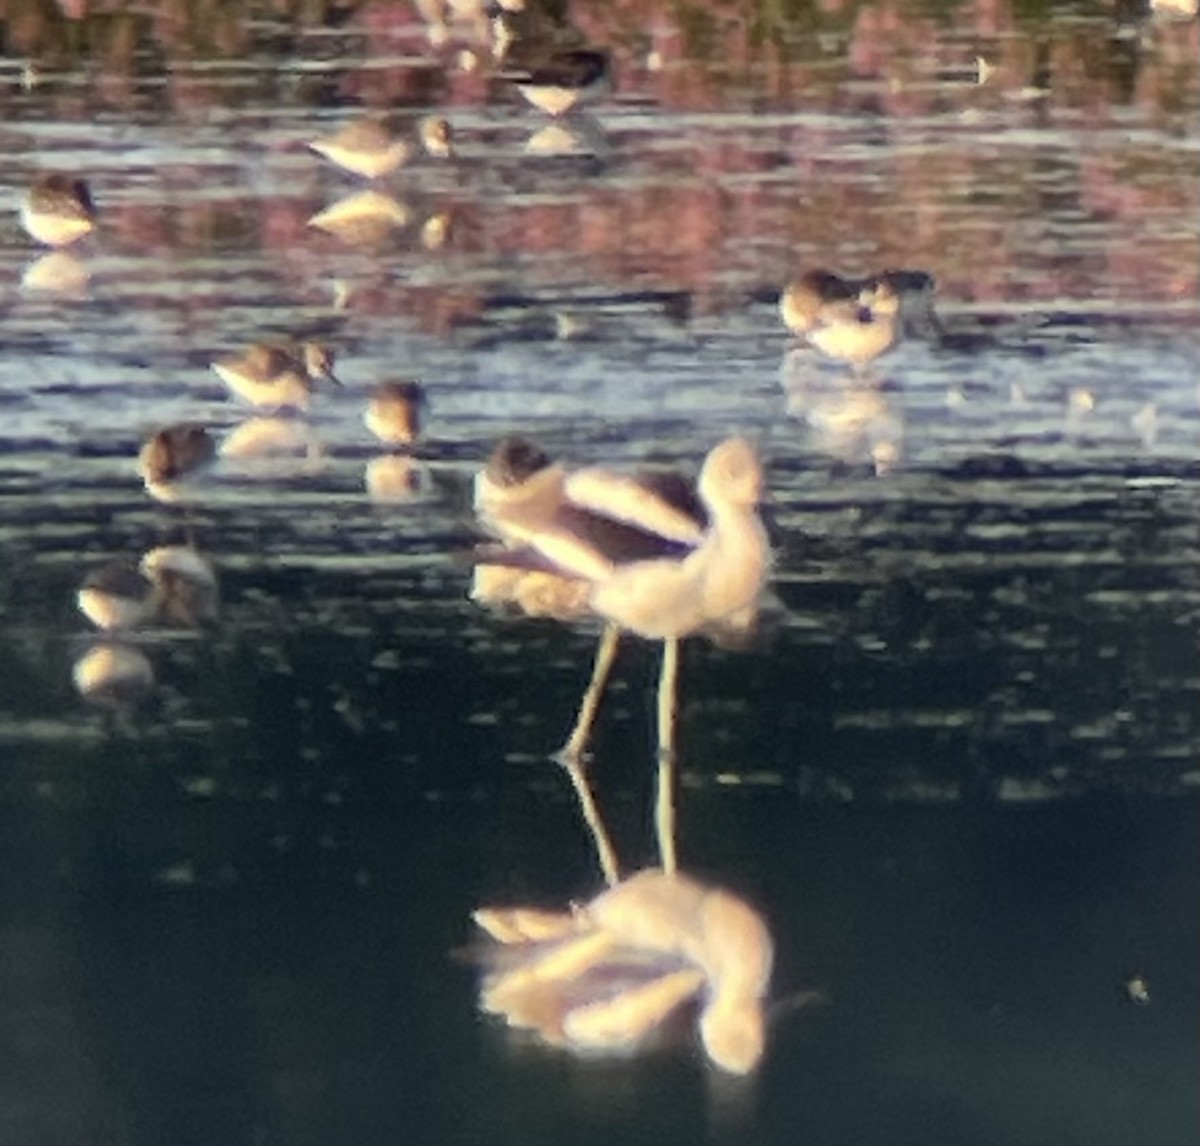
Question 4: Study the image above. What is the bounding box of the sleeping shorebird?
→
[781,267,940,358]
[787,278,902,371]
[473,436,769,876]
[19,174,98,247]
[138,423,217,501]
[364,380,426,446]
[307,119,411,179]
[211,342,340,411]
[77,563,160,631]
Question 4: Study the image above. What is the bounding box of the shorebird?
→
[419,114,454,158]
[778,269,860,336]
[364,380,425,446]
[138,423,217,500]
[77,563,160,631]
[211,342,340,411]
[19,174,97,247]
[307,119,411,179]
[781,267,940,348]
[799,280,902,371]
[501,47,612,116]
[474,436,769,876]
[77,546,219,631]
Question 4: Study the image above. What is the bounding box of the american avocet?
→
[211,342,340,411]
[474,436,768,875]
[20,174,97,247]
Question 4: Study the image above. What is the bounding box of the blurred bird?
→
[211,342,340,411]
[138,423,217,499]
[474,436,769,875]
[20,174,97,247]
[364,380,426,446]
[475,868,774,1075]
[308,119,411,179]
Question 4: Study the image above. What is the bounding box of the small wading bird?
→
[211,342,340,411]
[473,436,769,878]
[20,174,98,247]
[418,114,454,158]
[364,379,426,446]
[138,423,217,501]
[307,118,411,179]
[781,267,946,365]
[781,272,903,371]
[500,47,613,117]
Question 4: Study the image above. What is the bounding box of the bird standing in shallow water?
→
[364,380,425,446]
[211,343,340,411]
[138,423,216,498]
[307,119,411,179]
[804,280,901,370]
[501,47,612,116]
[474,436,769,877]
[20,174,97,247]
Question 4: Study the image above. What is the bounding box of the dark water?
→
[1,1,1198,1143]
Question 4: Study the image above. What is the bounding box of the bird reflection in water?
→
[72,643,155,707]
[780,267,944,369]
[220,417,326,474]
[472,436,769,877]
[72,545,218,707]
[781,354,904,475]
[474,869,774,1075]
[307,190,411,247]
[471,658,776,1075]
[21,250,91,296]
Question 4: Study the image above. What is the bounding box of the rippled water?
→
[0,2,1197,1144]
